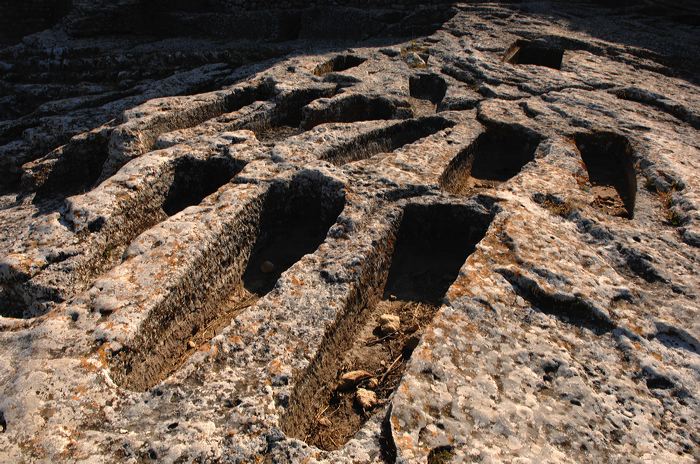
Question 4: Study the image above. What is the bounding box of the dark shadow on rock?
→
[514,1,700,85]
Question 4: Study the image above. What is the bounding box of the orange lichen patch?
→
[96,343,111,367]
[79,357,98,373]
[208,344,219,357]
[268,358,283,375]
[394,432,416,451]
[58,438,81,460]
[414,345,434,362]
[630,324,645,336]
[290,276,305,286]
[73,384,88,396]
[101,321,115,331]
[197,342,211,352]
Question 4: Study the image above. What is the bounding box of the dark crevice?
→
[440,125,541,194]
[574,132,637,219]
[0,287,26,319]
[321,116,455,165]
[379,405,398,463]
[616,244,665,283]
[498,268,615,335]
[504,39,565,70]
[282,202,493,450]
[613,88,700,130]
[643,370,675,390]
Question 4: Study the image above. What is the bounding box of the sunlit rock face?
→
[0,1,698,463]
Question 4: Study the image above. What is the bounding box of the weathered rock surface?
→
[0,1,698,463]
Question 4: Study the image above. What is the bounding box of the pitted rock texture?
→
[0,1,699,463]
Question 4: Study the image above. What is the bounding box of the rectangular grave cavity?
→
[504,39,564,70]
[409,72,447,105]
[313,54,366,76]
[109,174,345,391]
[245,87,336,143]
[282,202,492,451]
[300,94,414,130]
[574,132,637,218]
[31,131,110,200]
[163,156,242,216]
[85,154,243,279]
[408,72,448,117]
[440,125,540,194]
[321,116,455,165]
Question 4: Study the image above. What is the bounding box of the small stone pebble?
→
[404,52,426,68]
[378,314,401,335]
[355,388,379,410]
[338,370,372,391]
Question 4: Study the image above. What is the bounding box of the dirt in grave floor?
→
[304,298,438,451]
[302,242,466,450]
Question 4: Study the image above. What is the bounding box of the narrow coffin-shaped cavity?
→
[301,94,413,130]
[246,86,336,143]
[574,132,636,218]
[313,55,366,76]
[321,116,455,165]
[409,72,448,105]
[241,180,345,296]
[282,202,492,450]
[110,175,345,391]
[114,81,276,166]
[31,131,110,200]
[504,39,564,70]
[163,156,242,216]
[440,125,540,193]
[86,155,244,273]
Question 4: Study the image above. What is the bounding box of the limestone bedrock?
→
[0,1,698,463]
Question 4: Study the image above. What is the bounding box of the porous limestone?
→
[0,1,698,463]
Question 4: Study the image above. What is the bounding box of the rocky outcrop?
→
[0,1,698,463]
